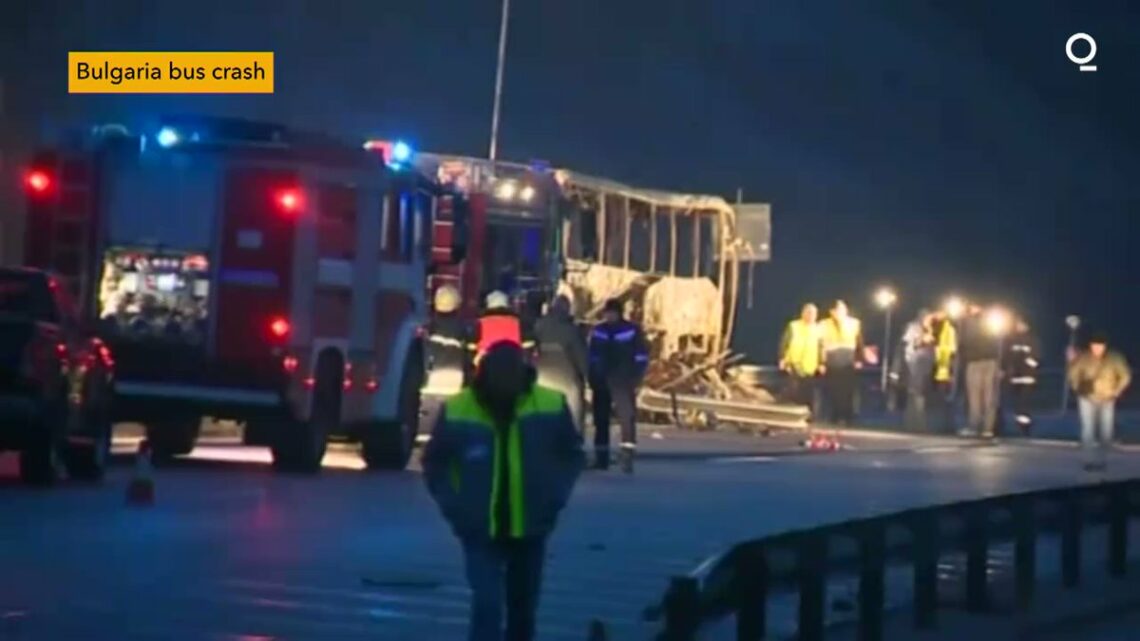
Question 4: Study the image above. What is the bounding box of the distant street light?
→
[488,0,512,161]
[874,287,897,393]
[1061,314,1082,411]
[944,296,966,320]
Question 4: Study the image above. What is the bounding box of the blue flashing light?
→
[156,127,180,148]
[390,141,412,164]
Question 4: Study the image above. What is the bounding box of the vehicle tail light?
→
[275,188,303,214]
[303,376,315,389]
[269,316,291,340]
[342,362,353,391]
[25,170,52,195]
[365,379,379,393]
[282,355,298,373]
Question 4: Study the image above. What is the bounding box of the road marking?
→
[708,456,778,464]
[915,446,965,454]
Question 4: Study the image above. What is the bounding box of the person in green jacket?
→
[1067,331,1132,471]
[422,341,585,641]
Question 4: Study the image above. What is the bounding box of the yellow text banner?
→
[68,52,274,94]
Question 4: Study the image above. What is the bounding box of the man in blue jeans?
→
[423,342,585,641]
[1067,332,1131,471]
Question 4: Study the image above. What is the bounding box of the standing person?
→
[959,304,1002,438]
[588,298,649,473]
[1006,318,1040,435]
[467,290,536,378]
[424,284,471,399]
[819,300,864,426]
[901,309,935,431]
[422,342,585,641]
[534,295,589,432]
[1067,332,1131,471]
[928,309,959,433]
[778,303,822,409]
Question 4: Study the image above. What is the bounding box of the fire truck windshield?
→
[482,221,544,293]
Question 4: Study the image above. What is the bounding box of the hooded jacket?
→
[422,348,585,540]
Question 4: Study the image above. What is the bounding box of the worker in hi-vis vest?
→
[778,303,822,410]
[466,291,536,377]
[819,300,864,425]
[928,309,959,432]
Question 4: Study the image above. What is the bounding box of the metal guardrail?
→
[653,479,1140,641]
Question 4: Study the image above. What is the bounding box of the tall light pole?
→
[488,0,512,161]
[1061,314,1081,411]
[874,287,897,393]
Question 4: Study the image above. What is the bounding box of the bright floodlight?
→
[519,185,536,202]
[156,127,180,148]
[874,287,897,309]
[495,180,517,200]
[944,296,966,319]
[985,307,1011,336]
[390,141,412,163]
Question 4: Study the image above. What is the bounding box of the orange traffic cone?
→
[587,619,608,641]
[126,439,155,506]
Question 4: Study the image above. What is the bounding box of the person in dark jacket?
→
[534,295,588,432]
[424,285,471,399]
[959,304,1002,437]
[588,298,649,473]
[422,342,585,641]
[1005,318,1039,435]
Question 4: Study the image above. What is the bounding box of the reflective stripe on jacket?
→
[934,321,957,382]
[588,319,650,383]
[780,319,821,376]
[421,385,585,539]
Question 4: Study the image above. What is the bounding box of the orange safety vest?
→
[475,313,522,357]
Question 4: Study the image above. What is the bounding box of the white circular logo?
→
[1066,33,1097,70]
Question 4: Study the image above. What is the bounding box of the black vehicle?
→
[0,268,116,486]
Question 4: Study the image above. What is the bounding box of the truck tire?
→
[272,349,338,474]
[362,354,423,471]
[64,406,111,482]
[20,402,67,487]
[146,418,201,463]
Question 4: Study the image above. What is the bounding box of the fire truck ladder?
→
[48,153,97,309]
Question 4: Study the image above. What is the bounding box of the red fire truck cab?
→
[23,117,467,472]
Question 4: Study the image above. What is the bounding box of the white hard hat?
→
[485,290,510,310]
[433,285,460,314]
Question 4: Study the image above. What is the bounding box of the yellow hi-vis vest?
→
[934,321,958,382]
[820,317,861,354]
[783,319,821,376]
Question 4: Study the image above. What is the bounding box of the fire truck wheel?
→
[64,406,111,481]
[274,349,339,474]
[145,418,202,463]
[361,357,422,470]
[20,402,67,487]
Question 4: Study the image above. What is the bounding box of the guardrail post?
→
[734,549,768,641]
[1108,483,1128,579]
[911,511,938,630]
[1013,497,1036,610]
[662,576,700,641]
[964,504,989,613]
[1061,490,1082,589]
[797,534,827,641]
[857,521,886,641]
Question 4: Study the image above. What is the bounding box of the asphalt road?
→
[1,430,1139,640]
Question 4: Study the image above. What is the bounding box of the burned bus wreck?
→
[414,152,807,430]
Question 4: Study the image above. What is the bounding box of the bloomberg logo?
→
[1066,33,1097,72]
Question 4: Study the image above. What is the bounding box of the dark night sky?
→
[1,0,1137,363]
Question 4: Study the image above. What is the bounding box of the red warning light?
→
[275,188,303,213]
[269,316,291,339]
[25,170,52,194]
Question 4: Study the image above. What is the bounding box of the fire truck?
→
[22,117,468,472]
